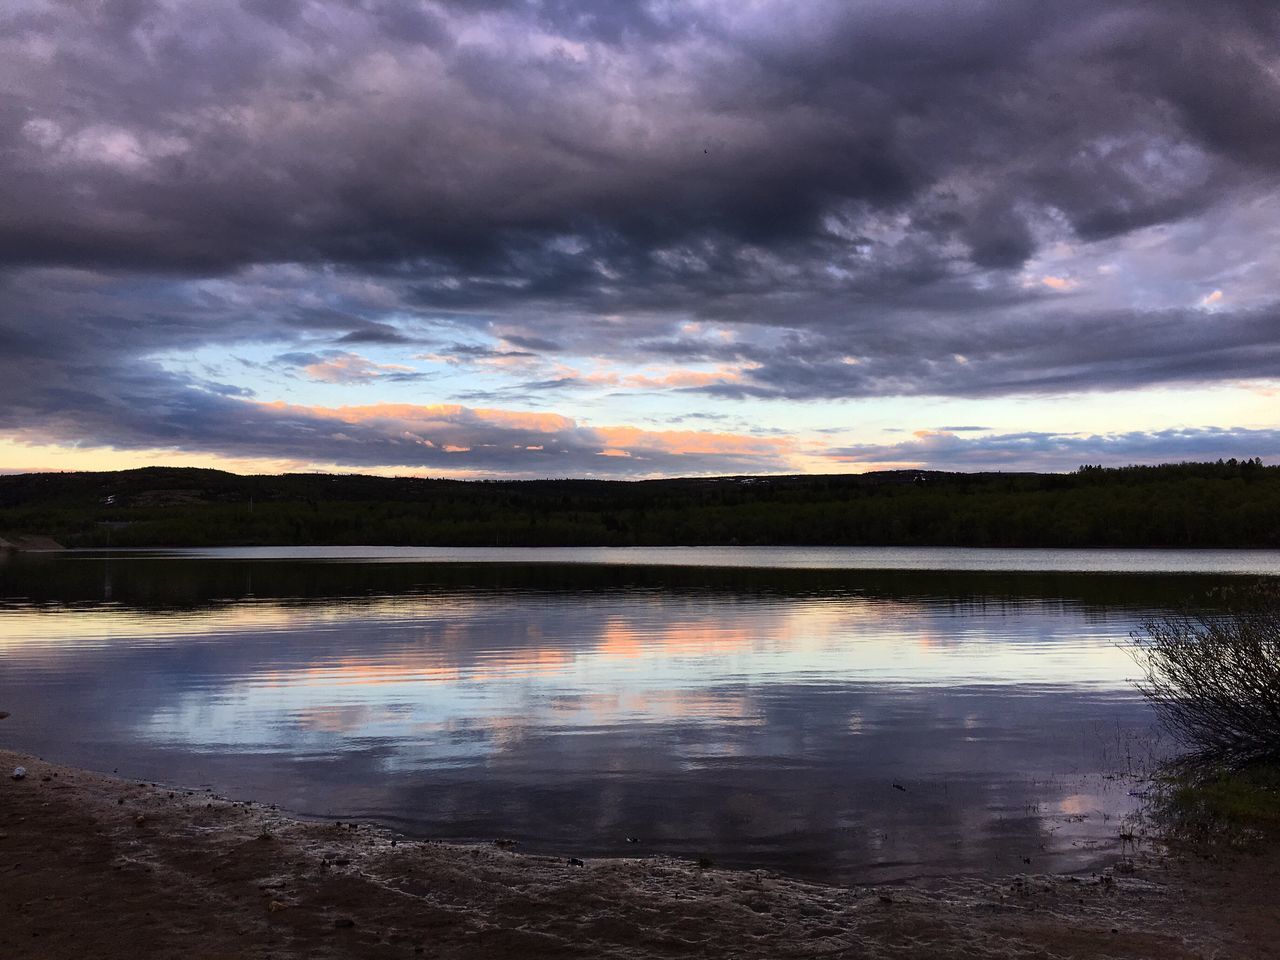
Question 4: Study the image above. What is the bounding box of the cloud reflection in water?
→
[0,559,1162,882]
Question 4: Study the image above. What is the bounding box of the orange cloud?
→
[249,399,796,469]
[302,352,416,383]
[1198,289,1224,310]
[7,395,816,478]
[594,424,792,459]
[258,400,576,434]
[620,366,746,389]
[1040,275,1079,292]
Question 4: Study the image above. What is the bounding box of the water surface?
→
[84,544,1280,574]
[3,546,1274,882]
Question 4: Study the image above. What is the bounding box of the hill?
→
[0,460,1277,548]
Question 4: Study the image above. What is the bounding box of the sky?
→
[2,0,1279,479]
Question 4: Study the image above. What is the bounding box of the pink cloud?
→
[302,353,417,383]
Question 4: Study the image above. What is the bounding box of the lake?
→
[3,546,1279,883]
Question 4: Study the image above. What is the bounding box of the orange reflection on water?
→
[253,656,464,689]
[556,688,763,728]
[2,590,1136,698]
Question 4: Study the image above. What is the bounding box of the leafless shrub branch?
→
[1130,586,1280,770]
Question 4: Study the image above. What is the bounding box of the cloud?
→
[1198,289,1225,311]
[1039,276,1079,292]
[2,2,1280,475]
[416,344,540,367]
[290,351,423,384]
[2,0,1276,280]
[823,426,1280,472]
[0,307,798,474]
[689,303,1280,399]
[335,323,413,344]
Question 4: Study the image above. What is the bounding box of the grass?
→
[1148,764,1280,851]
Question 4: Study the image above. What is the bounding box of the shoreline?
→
[4,750,1278,958]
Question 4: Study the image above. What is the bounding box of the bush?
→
[1131,587,1280,770]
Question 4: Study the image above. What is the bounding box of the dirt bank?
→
[1,749,1276,959]
[0,535,63,551]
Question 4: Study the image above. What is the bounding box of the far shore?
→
[0,534,64,552]
[6,461,1280,552]
[3,749,1278,959]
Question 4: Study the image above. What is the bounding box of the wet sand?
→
[2,749,1277,959]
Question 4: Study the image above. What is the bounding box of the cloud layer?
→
[824,426,1280,473]
[2,1,1279,473]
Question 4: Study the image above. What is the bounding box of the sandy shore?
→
[2,749,1277,959]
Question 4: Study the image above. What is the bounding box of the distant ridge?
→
[0,460,1276,549]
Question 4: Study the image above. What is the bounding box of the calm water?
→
[3,546,1278,883]
[92,544,1280,574]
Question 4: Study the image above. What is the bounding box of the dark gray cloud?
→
[2,0,1274,276]
[336,323,414,345]
[426,343,539,363]
[1,1,1279,471]
[689,304,1280,399]
[501,334,562,352]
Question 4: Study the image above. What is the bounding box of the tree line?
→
[1,458,1276,548]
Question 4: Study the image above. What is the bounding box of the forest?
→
[0,459,1276,549]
